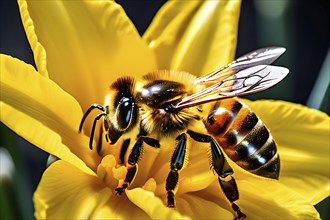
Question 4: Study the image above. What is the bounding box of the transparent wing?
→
[174,47,289,109]
[195,47,286,84]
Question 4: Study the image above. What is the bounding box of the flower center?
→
[96,154,158,195]
[97,154,126,189]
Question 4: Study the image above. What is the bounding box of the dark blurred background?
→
[1,0,329,219]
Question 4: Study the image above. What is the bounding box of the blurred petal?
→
[21,0,157,110]
[0,54,100,170]
[127,188,190,219]
[18,0,48,77]
[143,0,241,76]
[243,99,330,205]
[0,148,15,182]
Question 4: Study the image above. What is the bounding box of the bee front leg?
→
[115,138,143,195]
[187,130,246,220]
[166,133,187,207]
[115,137,160,195]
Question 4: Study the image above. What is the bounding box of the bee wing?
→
[194,47,287,84]
[174,47,289,110]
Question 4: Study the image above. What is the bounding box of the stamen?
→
[112,166,126,180]
[97,155,122,188]
[142,178,157,193]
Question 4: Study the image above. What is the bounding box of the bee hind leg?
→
[166,133,187,207]
[219,176,246,220]
[187,130,246,220]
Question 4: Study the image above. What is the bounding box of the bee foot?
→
[166,191,176,208]
[233,211,246,220]
[115,187,124,195]
[232,203,246,220]
[115,183,128,195]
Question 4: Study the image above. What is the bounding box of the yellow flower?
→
[1,0,329,219]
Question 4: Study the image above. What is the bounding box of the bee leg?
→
[89,112,107,150]
[187,130,246,220]
[166,133,187,208]
[210,139,246,219]
[115,138,143,195]
[119,139,131,165]
[219,177,246,220]
[115,137,160,195]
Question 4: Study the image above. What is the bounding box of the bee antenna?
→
[79,104,106,133]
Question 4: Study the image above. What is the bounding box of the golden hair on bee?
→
[136,70,204,138]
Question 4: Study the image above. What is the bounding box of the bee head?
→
[105,77,138,144]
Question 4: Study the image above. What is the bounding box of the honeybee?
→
[79,47,289,220]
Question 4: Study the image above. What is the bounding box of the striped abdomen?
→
[204,98,280,179]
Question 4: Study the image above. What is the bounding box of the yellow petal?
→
[176,193,233,219]
[1,54,81,131]
[18,0,48,77]
[243,99,330,205]
[21,0,157,111]
[143,0,241,76]
[0,54,100,170]
[35,160,152,219]
[239,180,320,219]
[126,188,190,219]
[34,160,110,219]
[0,102,93,176]
[238,180,320,219]
[201,174,320,219]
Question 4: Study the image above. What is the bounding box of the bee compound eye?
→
[116,96,135,130]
